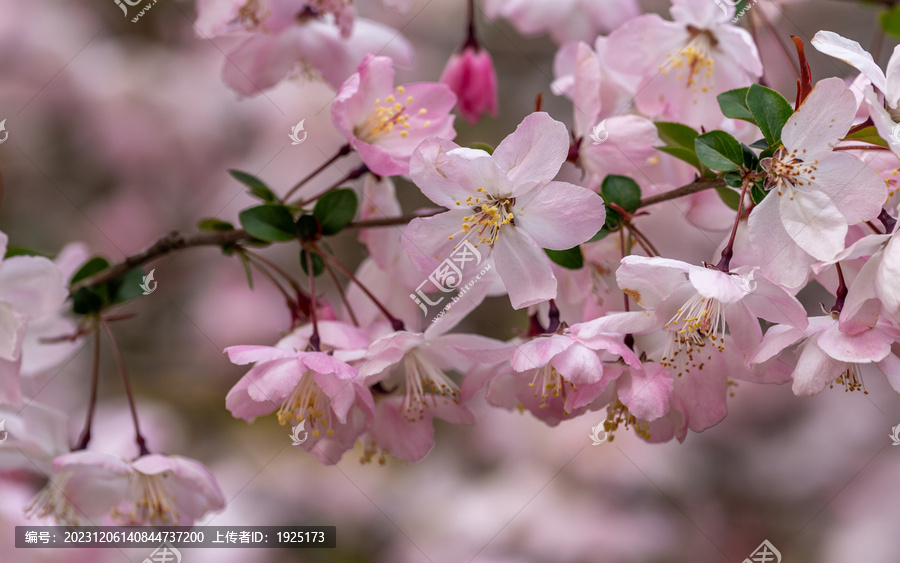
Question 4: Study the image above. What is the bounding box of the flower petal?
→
[492,112,569,191]
[493,226,557,309]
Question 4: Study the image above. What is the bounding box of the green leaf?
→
[109,267,146,304]
[751,183,768,204]
[716,186,742,211]
[717,88,754,121]
[601,175,641,214]
[4,247,49,258]
[544,247,584,270]
[655,122,702,170]
[238,204,297,242]
[843,125,890,148]
[198,218,235,232]
[470,142,495,155]
[588,229,611,242]
[695,131,745,172]
[313,189,358,236]
[72,287,105,316]
[723,172,743,189]
[70,257,110,285]
[237,252,254,290]
[881,6,900,37]
[749,138,769,150]
[656,146,702,170]
[300,249,325,277]
[229,170,277,203]
[742,144,759,171]
[745,84,794,147]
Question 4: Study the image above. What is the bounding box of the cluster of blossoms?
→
[4,0,900,527]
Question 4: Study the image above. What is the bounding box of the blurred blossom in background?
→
[1,0,900,562]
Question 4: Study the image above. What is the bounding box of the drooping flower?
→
[812,221,900,334]
[332,55,457,176]
[110,454,226,526]
[403,112,606,309]
[484,0,640,44]
[751,314,900,396]
[26,451,225,526]
[616,256,808,370]
[440,46,499,125]
[194,0,414,95]
[748,77,888,288]
[604,0,763,130]
[224,323,375,464]
[25,451,131,526]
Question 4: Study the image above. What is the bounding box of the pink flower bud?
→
[440,46,499,124]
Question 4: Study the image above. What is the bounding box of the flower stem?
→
[715,176,751,272]
[638,179,726,209]
[315,245,405,331]
[831,262,848,314]
[101,322,150,457]
[304,249,321,352]
[281,144,351,203]
[294,163,368,208]
[74,320,101,451]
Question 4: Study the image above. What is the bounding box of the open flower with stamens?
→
[456,312,654,425]
[110,454,225,526]
[194,0,414,95]
[617,256,808,371]
[332,54,457,176]
[748,77,888,288]
[403,112,606,309]
[25,451,131,526]
[751,314,900,396]
[225,330,375,464]
[604,0,762,130]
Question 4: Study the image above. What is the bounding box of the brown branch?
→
[638,179,726,209]
[345,211,441,230]
[73,229,251,291]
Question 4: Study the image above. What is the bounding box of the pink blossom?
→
[748,78,888,288]
[751,315,900,396]
[440,46,499,125]
[605,0,762,130]
[403,112,606,309]
[484,0,640,44]
[26,451,225,526]
[224,324,375,464]
[194,0,414,95]
[0,231,69,405]
[332,55,457,176]
[110,454,226,526]
[812,31,900,161]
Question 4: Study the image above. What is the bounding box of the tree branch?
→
[73,229,251,291]
[638,179,726,209]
